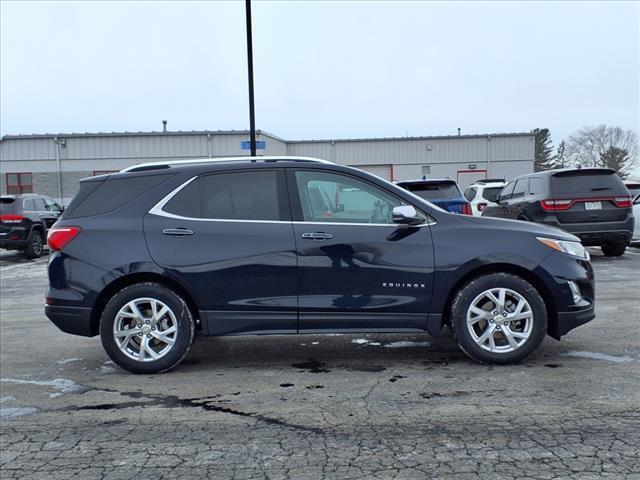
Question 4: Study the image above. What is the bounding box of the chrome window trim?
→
[148,175,437,227]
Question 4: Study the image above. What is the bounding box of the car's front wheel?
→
[450,273,547,364]
[100,282,195,374]
[601,242,626,257]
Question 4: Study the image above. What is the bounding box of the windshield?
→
[0,197,16,214]
[404,182,461,201]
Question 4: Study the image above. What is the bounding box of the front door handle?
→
[162,228,194,237]
[301,232,333,240]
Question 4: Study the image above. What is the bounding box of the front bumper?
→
[549,302,596,339]
[45,304,96,337]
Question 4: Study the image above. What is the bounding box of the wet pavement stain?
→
[60,389,324,435]
[292,359,330,373]
[389,375,407,383]
[279,383,294,388]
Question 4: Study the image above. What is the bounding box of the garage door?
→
[349,164,393,181]
[457,169,487,189]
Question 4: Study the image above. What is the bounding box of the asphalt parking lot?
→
[1,248,639,480]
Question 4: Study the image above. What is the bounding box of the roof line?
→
[1,130,534,143]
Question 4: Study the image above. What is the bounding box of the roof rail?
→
[121,156,333,173]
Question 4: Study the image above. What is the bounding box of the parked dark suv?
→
[0,194,63,258]
[482,168,634,257]
[45,157,595,373]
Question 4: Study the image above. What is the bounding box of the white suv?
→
[463,179,506,216]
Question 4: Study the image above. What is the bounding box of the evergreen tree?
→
[600,146,631,179]
[533,128,554,172]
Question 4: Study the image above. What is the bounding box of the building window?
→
[421,165,431,176]
[6,173,33,194]
[93,170,118,176]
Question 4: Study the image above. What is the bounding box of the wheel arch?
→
[440,262,558,337]
[89,272,201,336]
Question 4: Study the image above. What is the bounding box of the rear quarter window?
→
[63,173,175,219]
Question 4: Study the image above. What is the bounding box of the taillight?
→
[477,203,487,212]
[0,214,24,223]
[461,203,472,215]
[613,196,632,208]
[47,227,81,251]
[541,199,572,211]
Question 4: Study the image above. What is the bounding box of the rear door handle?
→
[162,228,194,236]
[301,232,333,240]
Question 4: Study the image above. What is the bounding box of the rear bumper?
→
[0,239,27,249]
[45,304,96,337]
[0,228,29,249]
[540,217,633,246]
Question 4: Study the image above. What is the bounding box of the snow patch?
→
[562,351,635,363]
[352,338,370,345]
[384,341,431,349]
[0,407,38,418]
[0,396,16,403]
[99,361,117,374]
[1,377,82,393]
[57,358,81,365]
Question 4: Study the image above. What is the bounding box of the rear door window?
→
[202,171,283,221]
[165,171,285,221]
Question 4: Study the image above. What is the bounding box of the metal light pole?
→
[245,0,257,157]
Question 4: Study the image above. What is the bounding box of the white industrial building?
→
[0,129,534,205]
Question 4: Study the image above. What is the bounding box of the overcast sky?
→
[1,0,638,147]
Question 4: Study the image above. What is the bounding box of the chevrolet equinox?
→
[45,157,595,373]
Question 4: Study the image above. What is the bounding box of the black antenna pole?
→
[245,0,257,157]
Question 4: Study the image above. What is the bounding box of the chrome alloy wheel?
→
[466,288,533,353]
[113,298,178,362]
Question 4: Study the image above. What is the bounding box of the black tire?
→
[450,273,547,364]
[24,229,44,259]
[100,282,195,374]
[601,242,626,257]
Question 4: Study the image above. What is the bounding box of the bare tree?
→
[567,125,639,177]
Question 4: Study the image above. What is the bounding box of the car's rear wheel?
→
[100,282,195,374]
[450,273,547,364]
[24,229,44,258]
[601,242,626,257]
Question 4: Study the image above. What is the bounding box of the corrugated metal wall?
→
[1,131,534,203]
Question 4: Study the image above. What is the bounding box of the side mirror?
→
[392,205,424,226]
[335,203,345,213]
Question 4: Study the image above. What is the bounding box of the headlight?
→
[537,237,590,260]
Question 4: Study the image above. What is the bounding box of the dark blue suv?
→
[45,157,595,373]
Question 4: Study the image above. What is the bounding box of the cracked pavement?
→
[1,248,639,479]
